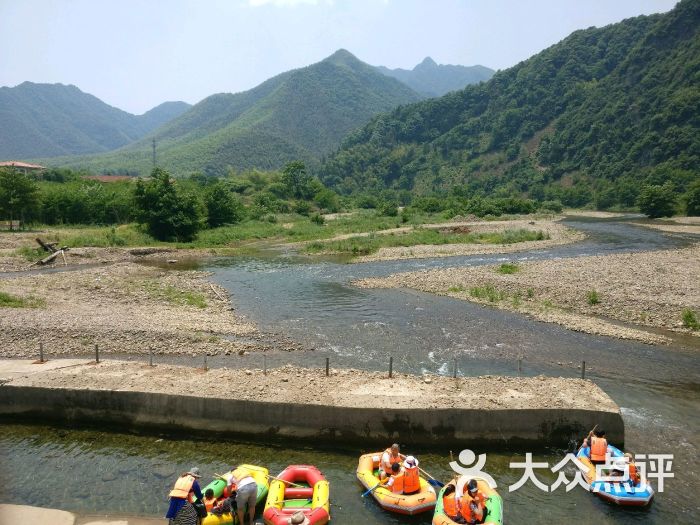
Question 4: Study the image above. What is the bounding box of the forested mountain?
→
[52,50,422,175]
[0,82,190,158]
[376,57,494,96]
[321,0,699,210]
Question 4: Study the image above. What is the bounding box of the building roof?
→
[0,161,46,169]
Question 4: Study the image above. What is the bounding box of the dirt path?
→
[3,359,619,411]
[0,262,302,359]
[355,245,700,345]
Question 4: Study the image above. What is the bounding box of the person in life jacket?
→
[458,479,487,524]
[383,462,405,494]
[459,499,485,525]
[228,468,258,525]
[441,484,459,520]
[203,488,217,512]
[624,453,641,486]
[402,456,421,495]
[165,467,204,523]
[379,443,404,480]
[588,429,610,464]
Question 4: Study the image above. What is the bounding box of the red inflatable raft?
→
[263,465,330,525]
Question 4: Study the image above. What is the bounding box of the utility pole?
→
[152,138,156,168]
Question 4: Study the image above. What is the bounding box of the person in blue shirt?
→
[166,467,204,525]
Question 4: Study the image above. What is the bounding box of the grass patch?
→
[0,291,45,308]
[527,288,535,298]
[587,289,600,305]
[542,299,554,308]
[682,308,699,330]
[448,285,466,293]
[469,285,506,302]
[497,263,519,274]
[143,282,207,308]
[305,228,549,256]
[15,246,46,262]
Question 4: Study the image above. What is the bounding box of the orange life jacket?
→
[169,475,195,501]
[389,471,404,494]
[443,493,458,518]
[403,466,420,494]
[459,497,484,524]
[629,463,640,484]
[382,448,401,474]
[471,490,487,512]
[590,436,608,462]
[203,496,217,511]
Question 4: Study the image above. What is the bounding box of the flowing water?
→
[1,217,698,523]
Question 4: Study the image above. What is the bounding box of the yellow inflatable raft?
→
[356,452,436,515]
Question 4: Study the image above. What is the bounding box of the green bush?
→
[681,308,699,330]
[498,263,519,274]
[587,290,600,305]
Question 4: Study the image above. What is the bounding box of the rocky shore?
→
[356,245,700,345]
[341,219,585,262]
[0,262,302,359]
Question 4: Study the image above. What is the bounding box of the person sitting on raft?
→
[203,488,217,512]
[166,467,203,525]
[587,428,611,465]
[454,479,487,524]
[383,462,405,494]
[442,484,460,521]
[624,453,641,486]
[379,443,405,480]
[402,456,421,495]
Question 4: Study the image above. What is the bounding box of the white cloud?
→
[247,0,333,7]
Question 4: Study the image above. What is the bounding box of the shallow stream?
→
[1,217,698,523]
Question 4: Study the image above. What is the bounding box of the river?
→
[1,217,698,524]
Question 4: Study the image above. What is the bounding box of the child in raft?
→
[203,488,218,512]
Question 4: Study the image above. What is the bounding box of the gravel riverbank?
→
[355,245,700,345]
[0,262,303,359]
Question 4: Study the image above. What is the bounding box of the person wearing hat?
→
[287,510,310,525]
[458,479,487,524]
[166,467,204,524]
[402,456,421,495]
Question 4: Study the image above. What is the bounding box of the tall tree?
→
[133,168,203,241]
[0,168,40,229]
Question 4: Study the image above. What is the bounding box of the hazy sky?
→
[0,0,677,114]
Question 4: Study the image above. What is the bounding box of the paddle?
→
[362,483,382,497]
[418,466,444,488]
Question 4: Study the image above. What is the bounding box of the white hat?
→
[404,456,419,468]
[187,467,202,478]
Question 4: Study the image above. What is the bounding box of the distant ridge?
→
[48,50,422,175]
[321,0,700,209]
[0,82,190,159]
[376,58,494,97]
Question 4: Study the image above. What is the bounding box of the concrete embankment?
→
[0,359,624,448]
[0,504,160,525]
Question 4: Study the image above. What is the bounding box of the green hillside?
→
[321,0,699,211]
[376,57,494,96]
[50,50,422,176]
[0,82,190,158]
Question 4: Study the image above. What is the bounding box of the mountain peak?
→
[324,49,360,66]
[416,57,438,69]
